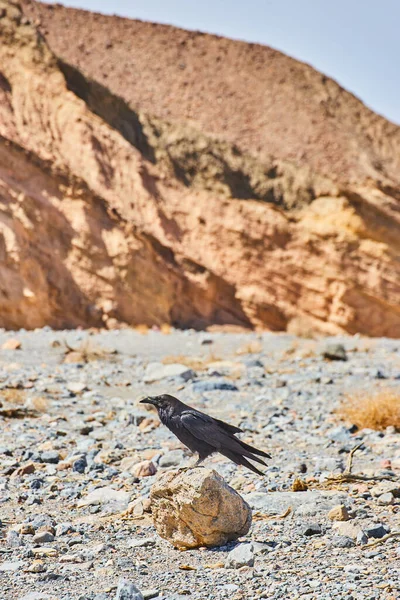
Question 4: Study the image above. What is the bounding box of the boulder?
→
[150,468,252,549]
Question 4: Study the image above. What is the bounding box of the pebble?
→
[40,451,60,464]
[7,530,24,547]
[300,523,322,536]
[330,536,355,548]
[225,543,255,569]
[11,463,35,477]
[377,492,394,505]
[328,504,350,521]
[55,523,75,536]
[33,531,55,544]
[73,456,88,473]
[128,537,156,548]
[2,337,21,350]
[364,524,390,539]
[322,343,348,361]
[67,381,88,394]
[356,531,369,545]
[132,460,157,478]
[115,578,144,600]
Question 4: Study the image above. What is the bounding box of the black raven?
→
[140,394,270,475]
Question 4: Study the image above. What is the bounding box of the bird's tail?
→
[222,449,265,476]
[237,438,271,460]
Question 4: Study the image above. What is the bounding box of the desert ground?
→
[0,327,399,600]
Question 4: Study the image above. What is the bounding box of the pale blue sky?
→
[43,0,400,125]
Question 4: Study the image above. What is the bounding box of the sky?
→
[43,0,400,125]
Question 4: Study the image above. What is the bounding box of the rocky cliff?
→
[0,0,399,335]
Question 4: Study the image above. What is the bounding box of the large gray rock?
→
[115,579,144,600]
[225,542,255,568]
[150,468,252,549]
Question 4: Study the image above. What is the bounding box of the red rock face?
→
[0,1,399,336]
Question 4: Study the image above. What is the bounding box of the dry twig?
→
[253,506,292,521]
[364,532,400,549]
[325,443,395,485]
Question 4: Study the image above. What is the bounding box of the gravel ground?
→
[0,328,399,600]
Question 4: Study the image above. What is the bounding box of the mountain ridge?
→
[20,0,400,187]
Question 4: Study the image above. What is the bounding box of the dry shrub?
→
[338,389,400,431]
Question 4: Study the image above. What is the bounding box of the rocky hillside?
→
[0,0,399,335]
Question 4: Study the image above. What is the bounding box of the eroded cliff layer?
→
[0,1,399,335]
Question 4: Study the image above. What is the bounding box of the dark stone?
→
[322,344,347,361]
[364,523,390,539]
[0,447,12,456]
[30,479,44,490]
[40,451,60,464]
[72,457,87,473]
[192,380,238,393]
[375,370,386,379]
[300,523,322,537]
[79,425,94,435]
[330,536,355,548]
[244,359,264,368]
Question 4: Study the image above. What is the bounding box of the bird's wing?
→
[212,417,243,434]
[180,410,260,460]
[180,411,223,448]
[180,410,269,465]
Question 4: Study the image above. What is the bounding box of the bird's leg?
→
[193,456,205,468]
[177,455,206,472]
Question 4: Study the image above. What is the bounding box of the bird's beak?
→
[140,396,157,406]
